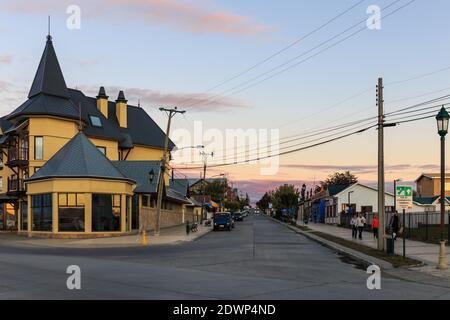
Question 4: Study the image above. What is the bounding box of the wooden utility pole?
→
[200,151,214,224]
[377,78,386,251]
[154,107,185,237]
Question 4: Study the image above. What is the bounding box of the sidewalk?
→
[305,223,449,267]
[0,224,212,248]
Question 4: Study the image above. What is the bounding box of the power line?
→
[175,97,450,168]
[174,0,368,106]
[180,0,412,109]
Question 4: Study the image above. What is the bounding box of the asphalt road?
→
[1,215,450,299]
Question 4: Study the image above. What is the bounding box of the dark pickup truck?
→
[213,213,233,231]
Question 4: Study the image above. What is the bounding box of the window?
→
[142,195,150,207]
[89,115,102,127]
[31,194,52,231]
[58,193,85,232]
[0,176,2,192]
[34,136,43,160]
[21,201,28,231]
[97,146,106,155]
[92,194,121,232]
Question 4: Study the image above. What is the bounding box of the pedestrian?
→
[372,215,379,239]
[356,213,366,240]
[390,212,400,240]
[350,214,358,239]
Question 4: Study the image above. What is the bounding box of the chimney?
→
[115,90,128,128]
[96,87,109,118]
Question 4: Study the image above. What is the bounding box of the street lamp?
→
[347,191,354,214]
[149,169,155,183]
[436,106,449,270]
[393,179,402,212]
[172,145,205,152]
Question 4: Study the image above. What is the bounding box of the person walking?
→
[390,212,400,240]
[350,215,358,239]
[356,213,366,240]
[372,215,379,239]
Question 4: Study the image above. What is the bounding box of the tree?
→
[204,180,227,203]
[322,171,358,187]
[256,192,272,211]
[271,184,299,211]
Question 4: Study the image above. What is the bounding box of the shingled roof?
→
[28,35,69,99]
[27,131,135,183]
[5,35,174,150]
[113,161,161,193]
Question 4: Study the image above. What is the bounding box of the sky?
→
[1,0,450,201]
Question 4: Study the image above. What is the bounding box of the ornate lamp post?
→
[436,106,449,270]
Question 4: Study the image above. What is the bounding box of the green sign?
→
[396,185,413,209]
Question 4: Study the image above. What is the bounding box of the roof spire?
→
[28,31,69,99]
[47,15,52,42]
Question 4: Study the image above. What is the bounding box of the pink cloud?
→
[0,54,13,64]
[113,0,271,35]
[3,0,271,36]
[80,85,247,112]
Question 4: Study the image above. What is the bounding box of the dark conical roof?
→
[28,36,69,99]
[28,131,134,183]
[97,86,108,99]
[116,90,127,103]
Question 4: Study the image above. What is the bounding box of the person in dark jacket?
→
[390,212,400,240]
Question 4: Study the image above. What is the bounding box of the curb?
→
[188,227,213,242]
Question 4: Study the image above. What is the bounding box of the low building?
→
[416,173,450,197]
[325,183,433,224]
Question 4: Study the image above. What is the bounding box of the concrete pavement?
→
[1,215,450,299]
[0,223,211,248]
[304,222,450,273]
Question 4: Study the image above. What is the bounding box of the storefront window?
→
[21,201,28,231]
[58,193,85,232]
[92,194,121,232]
[31,194,52,231]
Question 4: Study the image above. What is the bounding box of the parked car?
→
[213,212,233,231]
[233,212,244,221]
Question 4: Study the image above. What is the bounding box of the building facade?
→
[0,34,191,237]
[416,173,450,197]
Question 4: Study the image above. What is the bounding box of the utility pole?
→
[153,107,185,237]
[200,151,214,224]
[377,78,386,251]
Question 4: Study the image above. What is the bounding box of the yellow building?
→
[0,34,194,237]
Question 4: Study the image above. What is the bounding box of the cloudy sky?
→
[1,0,450,201]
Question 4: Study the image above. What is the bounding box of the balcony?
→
[7,177,25,196]
[7,147,29,167]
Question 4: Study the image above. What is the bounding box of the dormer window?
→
[89,115,102,127]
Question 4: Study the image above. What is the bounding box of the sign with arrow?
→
[395,185,413,209]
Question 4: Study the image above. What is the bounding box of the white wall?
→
[336,184,393,213]
[336,184,429,213]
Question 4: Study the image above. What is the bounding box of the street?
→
[1,215,449,299]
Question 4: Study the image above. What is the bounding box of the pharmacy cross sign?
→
[395,185,413,209]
